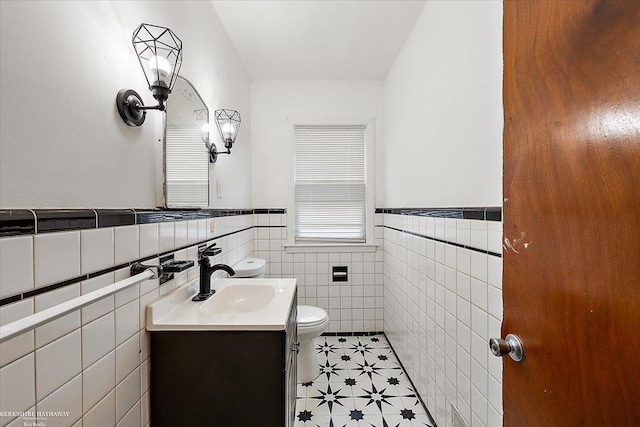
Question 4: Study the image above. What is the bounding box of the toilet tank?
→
[232,258,267,278]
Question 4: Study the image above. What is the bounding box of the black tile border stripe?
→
[22,275,89,299]
[0,294,21,306]
[383,225,502,258]
[0,208,287,237]
[253,208,287,214]
[0,226,255,307]
[375,207,501,222]
[321,331,384,337]
[0,206,498,236]
[135,209,255,224]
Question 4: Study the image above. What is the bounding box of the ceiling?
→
[211,0,426,81]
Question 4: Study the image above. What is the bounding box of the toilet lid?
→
[297,305,328,327]
[232,258,266,277]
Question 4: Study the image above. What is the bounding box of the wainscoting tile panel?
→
[81,228,115,275]
[138,224,159,258]
[82,313,115,370]
[34,231,81,288]
[36,373,82,427]
[0,353,35,425]
[0,299,34,367]
[34,283,80,348]
[114,225,139,266]
[81,273,115,325]
[115,367,140,423]
[0,235,34,298]
[36,330,81,401]
[83,350,115,414]
[83,390,115,427]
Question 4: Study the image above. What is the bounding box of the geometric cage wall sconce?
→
[116,23,183,127]
[207,109,241,163]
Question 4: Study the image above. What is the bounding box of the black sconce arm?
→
[135,103,165,112]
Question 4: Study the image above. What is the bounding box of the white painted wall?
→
[380,3,504,427]
[251,80,383,208]
[0,1,251,209]
[382,0,503,207]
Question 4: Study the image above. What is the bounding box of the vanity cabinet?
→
[150,291,297,427]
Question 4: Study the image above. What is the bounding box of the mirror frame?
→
[163,76,210,208]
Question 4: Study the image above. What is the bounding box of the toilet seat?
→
[297,305,328,328]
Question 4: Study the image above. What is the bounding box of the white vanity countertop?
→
[147,278,297,331]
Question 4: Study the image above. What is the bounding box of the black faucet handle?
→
[199,242,221,258]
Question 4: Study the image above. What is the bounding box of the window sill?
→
[284,243,378,253]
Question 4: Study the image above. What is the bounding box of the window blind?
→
[165,125,209,207]
[294,125,366,243]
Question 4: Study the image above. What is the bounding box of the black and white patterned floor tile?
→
[296,335,434,427]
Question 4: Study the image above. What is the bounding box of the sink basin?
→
[146,278,297,331]
[200,284,275,314]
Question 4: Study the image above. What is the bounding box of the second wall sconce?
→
[116,23,183,127]
[207,109,241,163]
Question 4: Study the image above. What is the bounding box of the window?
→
[293,125,367,243]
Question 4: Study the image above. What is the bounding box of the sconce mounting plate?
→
[209,143,218,163]
[116,89,146,127]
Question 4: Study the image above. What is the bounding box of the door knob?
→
[489,334,524,362]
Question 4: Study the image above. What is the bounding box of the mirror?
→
[164,76,209,207]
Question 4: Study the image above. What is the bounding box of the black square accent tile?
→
[96,209,136,227]
[462,208,485,220]
[0,210,36,236]
[485,207,502,221]
[35,209,96,232]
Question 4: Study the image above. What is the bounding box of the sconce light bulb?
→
[148,55,171,85]
[222,122,235,141]
[201,123,210,144]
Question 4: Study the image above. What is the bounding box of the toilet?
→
[231,258,267,278]
[231,257,329,383]
[296,305,329,383]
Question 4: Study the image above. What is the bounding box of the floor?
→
[296,334,435,427]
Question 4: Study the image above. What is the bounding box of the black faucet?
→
[192,243,236,301]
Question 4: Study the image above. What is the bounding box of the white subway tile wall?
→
[114,225,140,266]
[0,299,34,366]
[0,209,501,427]
[252,213,384,333]
[381,213,503,427]
[0,214,253,427]
[174,221,188,248]
[34,231,81,287]
[34,284,81,348]
[37,373,83,427]
[0,353,35,426]
[81,228,115,274]
[0,236,34,298]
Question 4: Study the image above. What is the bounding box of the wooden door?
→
[503,1,640,426]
